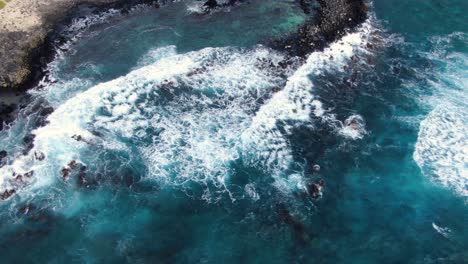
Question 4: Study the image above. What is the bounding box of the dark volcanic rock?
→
[272,0,368,57]
[299,0,316,14]
[276,203,309,244]
[0,102,17,131]
[1,189,16,200]
[0,150,6,168]
[202,0,244,10]
[23,134,36,155]
[204,0,218,9]
[39,106,54,117]
[35,105,55,127]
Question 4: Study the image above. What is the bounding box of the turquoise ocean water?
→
[0,0,467,263]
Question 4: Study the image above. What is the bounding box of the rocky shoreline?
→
[0,0,165,132]
[0,0,367,92]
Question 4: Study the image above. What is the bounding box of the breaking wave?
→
[414,105,467,197]
[414,32,468,197]
[0,20,375,200]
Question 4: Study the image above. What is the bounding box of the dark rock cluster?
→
[202,0,244,9]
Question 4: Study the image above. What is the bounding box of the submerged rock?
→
[312,164,321,172]
[0,189,16,200]
[276,203,309,244]
[61,167,72,180]
[35,105,55,127]
[34,151,45,161]
[19,204,35,215]
[307,179,324,199]
[38,106,54,117]
[68,160,79,169]
[299,0,315,14]
[22,134,36,154]
[0,150,6,159]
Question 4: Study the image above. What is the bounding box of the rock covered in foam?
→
[339,114,366,140]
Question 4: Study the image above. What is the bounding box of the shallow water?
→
[0,0,467,263]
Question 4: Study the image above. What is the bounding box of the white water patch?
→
[0,47,194,191]
[417,32,468,109]
[414,105,467,197]
[0,46,289,197]
[135,47,286,190]
[244,183,260,201]
[186,1,206,14]
[135,46,178,69]
[241,21,373,192]
[432,222,452,239]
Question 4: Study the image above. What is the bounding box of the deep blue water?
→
[0,0,467,263]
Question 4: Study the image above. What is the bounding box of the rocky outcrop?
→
[202,0,368,57]
[0,0,161,91]
[274,0,368,57]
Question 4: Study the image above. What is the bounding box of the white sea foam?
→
[244,183,260,201]
[135,46,179,69]
[136,47,286,190]
[185,0,236,14]
[0,46,287,197]
[186,1,206,14]
[414,105,467,197]
[0,47,195,192]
